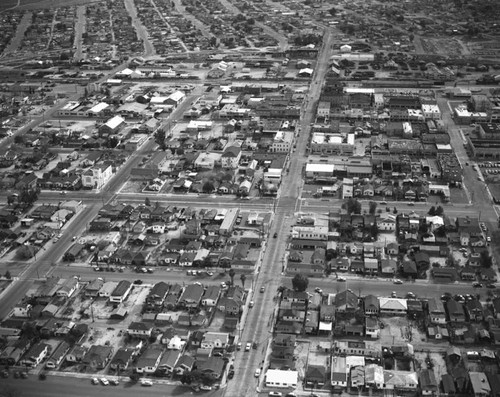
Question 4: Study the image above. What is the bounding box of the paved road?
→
[223,28,333,397]
[124,0,156,57]
[0,376,222,397]
[73,5,86,61]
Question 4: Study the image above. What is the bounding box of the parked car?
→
[91,378,99,385]
[245,342,251,351]
[200,385,212,391]
[393,279,403,284]
[273,232,278,238]
[141,379,153,387]
[315,287,323,294]
[237,342,242,350]
[337,277,346,282]
[260,286,265,293]
[110,379,119,386]
[473,282,483,288]
[249,301,254,308]
[255,368,261,377]
[487,284,497,289]
[269,392,283,397]
[100,378,109,386]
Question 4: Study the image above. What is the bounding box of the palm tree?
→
[228,269,235,286]
[240,274,246,288]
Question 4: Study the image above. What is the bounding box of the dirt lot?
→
[380,317,426,344]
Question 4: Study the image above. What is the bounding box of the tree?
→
[393,207,398,214]
[435,206,444,216]
[202,181,215,194]
[129,373,140,383]
[480,251,493,268]
[328,7,337,15]
[240,273,246,288]
[428,206,436,216]
[154,129,167,150]
[369,201,377,215]
[228,269,236,286]
[4,271,11,280]
[292,274,309,292]
[343,198,361,214]
[17,245,36,260]
[144,197,151,206]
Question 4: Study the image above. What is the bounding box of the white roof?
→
[266,369,298,385]
[168,90,185,102]
[117,68,134,76]
[306,163,335,173]
[378,297,407,311]
[89,102,109,113]
[104,115,125,130]
[298,68,313,75]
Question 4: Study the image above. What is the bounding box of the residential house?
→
[45,341,70,369]
[197,331,227,349]
[331,356,348,389]
[447,300,465,323]
[419,369,438,396]
[128,322,153,338]
[469,372,491,397]
[110,348,135,371]
[174,354,196,375]
[135,346,163,374]
[305,365,327,389]
[158,350,181,374]
[364,295,380,316]
[109,280,132,303]
[334,290,358,313]
[378,298,408,315]
[82,345,113,369]
[199,356,225,380]
[201,286,220,307]
[20,342,50,368]
[428,298,447,325]
[178,284,204,308]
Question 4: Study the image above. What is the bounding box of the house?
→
[85,278,104,297]
[174,354,196,375]
[135,346,163,373]
[20,342,50,368]
[109,280,132,303]
[441,374,457,396]
[466,299,484,322]
[199,356,225,379]
[365,317,380,339]
[331,356,348,389]
[334,290,358,313]
[305,365,327,389]
[419,369,438,395]
[110,348,135,371]
[65,344,87,363]
[364,295,380,316]
[446,300,465,322]
[82,345,113,370]
[201,332,229,349]
[45,341,70,369]
[378,298,408,315]
[469,372,491,397]
[201,285,220,307]
[178,284,204,308]
[428,298,447,325]
[158,350,180,374]
[146,282,170,308]
[128,322,153,338]
[56,278,79,298]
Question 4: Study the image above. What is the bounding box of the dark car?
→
[273,232,278,238]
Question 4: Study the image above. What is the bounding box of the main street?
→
[223,29,334,397]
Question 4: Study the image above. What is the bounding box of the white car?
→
[141,379,153,387]
[393,279,403,284]
[91,378,99,385]
[100,378,109,386]
[255,368,261,377]
[337,276,346,282]
[200,385,212,391]
[269,392,283,397]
